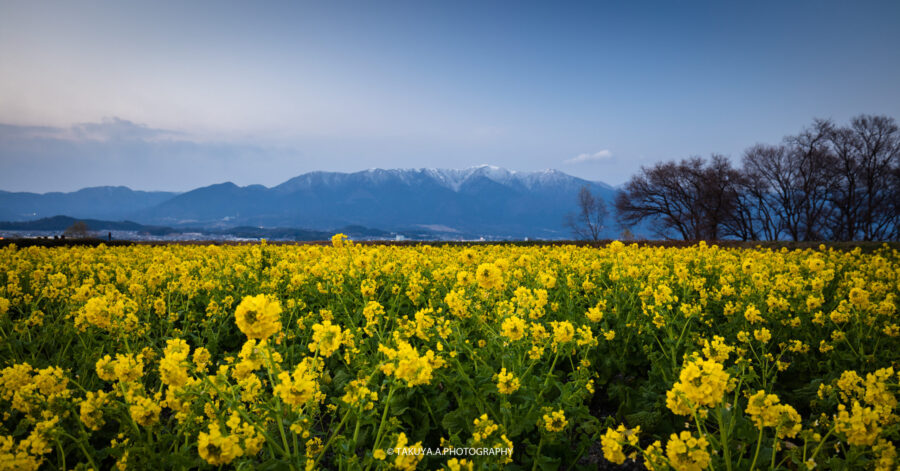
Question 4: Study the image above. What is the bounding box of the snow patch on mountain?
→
[352,165,606,192]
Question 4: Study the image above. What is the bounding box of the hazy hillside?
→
[1,166,620,239]
[0,186,177,221]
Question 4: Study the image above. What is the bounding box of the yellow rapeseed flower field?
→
[0,239,898,470]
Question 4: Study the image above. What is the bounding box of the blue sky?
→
[1,0,899,192]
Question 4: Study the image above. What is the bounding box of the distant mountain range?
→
[0,166,619,239]
[0,186,176,222]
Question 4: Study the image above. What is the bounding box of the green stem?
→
[422,395,439,430]
[116,383,144,439]
[312,408,354,469]
[523,349,561,420]
[54,437,66,470]
[748,427,764,471]
[542,349,561,389]
[370,382,397,457]
[531,435,544,471]
[770,434,778,470]
[808,426,836,464]
[351,409,362,445]
[59,430,99,470]
[716,408,732,471]
[264,349,293,463]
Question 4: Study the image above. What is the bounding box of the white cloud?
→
[0,117,184,142]
[565,150,613,164]
[71,117,184,141]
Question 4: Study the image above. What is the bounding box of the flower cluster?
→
[744,390,802,438]
[234,294,282,340]
[495,368,520,394]
[665,357,733,415]
[309,320,344,357]
[1,238,899,469]
[378,339,445,387]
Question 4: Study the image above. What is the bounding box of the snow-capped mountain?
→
[423,165,613,192]
[0,166,618,238]
[274,165,613,194]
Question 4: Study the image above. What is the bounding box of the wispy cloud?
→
[565,150,612,164]
[0,118,309,193]
[71,117,184,141]
[0,117,183,143]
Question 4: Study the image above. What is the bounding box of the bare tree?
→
[825,124,863,240]
[892,164,900,240]
[722,187,760,241]
[615,115,899,242]
[565,185,607,240]
[739,122,836,241]
[615,156,742,240]
[615,159,698,240]
[700,155,745,240]
[826,115,900,240]
[741,144,795,241]
[739,115,900,242]
[786,120,837,241]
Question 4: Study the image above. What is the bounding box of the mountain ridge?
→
[0,166,619,238]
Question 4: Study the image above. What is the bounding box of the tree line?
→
[608,114,900,241]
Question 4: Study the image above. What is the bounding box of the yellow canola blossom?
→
[501,316,527,341]
[1,238,899,470]
[666,431,711,471]
[390,432,423,471]
[542,409,568,432]
[234,294,282,340]
[744,390,802,438]
[666,357,733,415]
[495,368,520,394]
[378,339,444,387]
[835,401,882,446]
[274,357,323,407]
[79,390,110,431]
[601,424,640,464]
[309,320,344,357]
[198,423,243,466]
[475,263,504,291]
